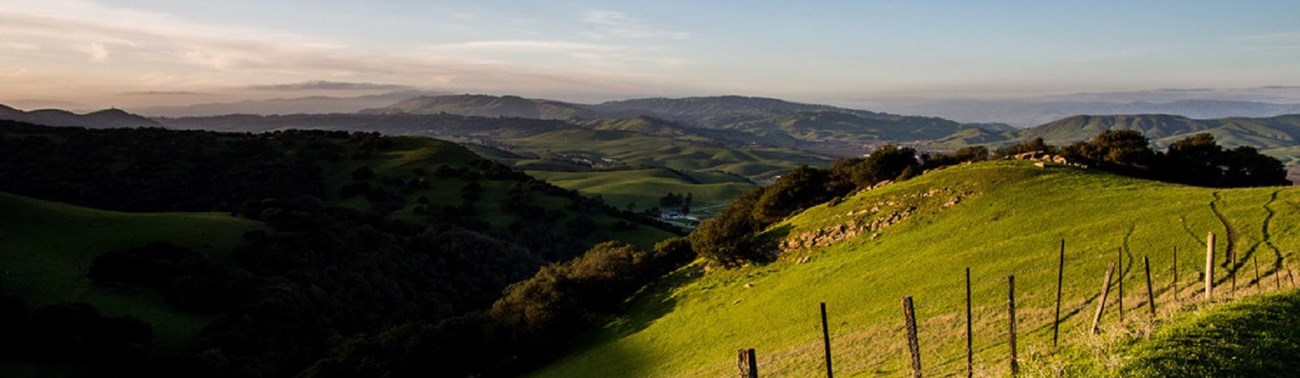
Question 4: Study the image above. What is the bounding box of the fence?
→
[734,232,1298,377]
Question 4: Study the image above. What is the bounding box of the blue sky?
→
[1,0,1298,108]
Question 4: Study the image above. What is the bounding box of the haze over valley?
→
[3,1,1300,377]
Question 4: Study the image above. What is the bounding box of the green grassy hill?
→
[1120,288,1300,377]
[493,128,828,211]
[328,136,675,249]
[0,192,263,346]
[533,161,1300,377]
[526,168,755,216]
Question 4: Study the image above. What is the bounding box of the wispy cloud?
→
[247,81,415,91]
[580,10,690,40]
[119,90,206,96]
[0,0,685,103]
[1228,31,1300,51]
[83,42,108,62]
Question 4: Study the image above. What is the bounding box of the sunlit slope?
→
[526,168,755,214]
[534,161,1300,377]
[0,192,263,346]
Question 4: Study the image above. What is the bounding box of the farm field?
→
[533,161,1300,377]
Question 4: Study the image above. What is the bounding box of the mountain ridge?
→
[0,106,160,129]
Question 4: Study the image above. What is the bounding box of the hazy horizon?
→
[3,0,1300,110]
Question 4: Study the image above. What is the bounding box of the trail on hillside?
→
[1260,191,1286,275]
[1209,192,1237,271]
[1119,223,1136,292]
[1178,215,1207,248]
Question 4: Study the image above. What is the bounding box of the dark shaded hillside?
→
[0,120,678,377]
[0,121,323,212]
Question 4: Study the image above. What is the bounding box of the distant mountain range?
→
[9,94,1300,170]
[361,94,986,148]
[0,104,159,128]
[885,99,1300,127]
[130,90,446,117]
[1014,114,1300,149]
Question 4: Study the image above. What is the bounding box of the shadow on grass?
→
[598,265,700,340]
[1121,289,1300,377]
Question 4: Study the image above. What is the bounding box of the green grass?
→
[323,136,675,250]
[526,168,755,215]
[492,128,827,215]
[532,161,1300,377]
[0,191,263,346]
[508,129,830,179]
[1119,288,1300,377]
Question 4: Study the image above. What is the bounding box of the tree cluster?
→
[300,238,695,377]
[1051,131,1287,187]
[688,145,966,267]
[0,122,353,212]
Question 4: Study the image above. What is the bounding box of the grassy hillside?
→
[533,161,1300,377]
[508,129,829,178]
[0,192,262,346]
[1120,288,1300,377]
[526,168,756,215]
[328,136,674,249]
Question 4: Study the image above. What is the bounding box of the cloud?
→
[84,42,108,62]
[580,10,690,40]
[0,42,39,50]
[119,90,206,96]
[1229,31,1300,51]
[0,0,696,103]
[432,40,624,53]
[247,81,415,91]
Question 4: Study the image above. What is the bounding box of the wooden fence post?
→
[820,302,833,378]
[1118,248,1124,322]
[1285,256,1297,287]
[1144,255,1155,318]
[1091,263,1116,334]
[1008,275,1018,376]
[903,296,922,378]
[738,348,757,378]
[1172,247,1178,302]
[1254,255,1261,287]
[1053,239,1064,349]
[1205,232,1215,302]
[1277,256,1284,290]
[965,268,973,378]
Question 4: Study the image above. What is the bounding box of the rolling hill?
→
[0,105,160,129]
[997,114,1300,150]
[360,94,598,119]
[0,120,682,376]
[0,192,263,347]
[156,111,833,211]
[360,94,980,148]
[532,161,1300,377]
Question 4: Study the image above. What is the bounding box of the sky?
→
[2,0,1300,109]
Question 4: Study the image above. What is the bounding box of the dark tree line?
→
[1005,131,1288,187]
[300,238,694,377]
[0,121,361,212]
